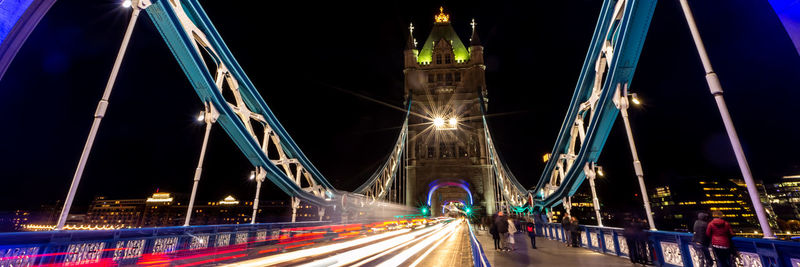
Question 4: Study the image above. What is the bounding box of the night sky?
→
[0,0,798,214]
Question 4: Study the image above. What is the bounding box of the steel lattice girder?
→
[145,0,337,206]
[534,0,657,209]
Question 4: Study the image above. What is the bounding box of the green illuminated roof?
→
[417,23,470,64]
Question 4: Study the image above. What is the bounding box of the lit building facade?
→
[765,176,800,232]
[404,7,496,216]
[20,192,324,231]
[649,178,773,233]
[86,196,146,227]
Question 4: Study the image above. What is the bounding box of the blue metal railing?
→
[467,221,491,267]
[0,221,355,266]
[540,223,800,267]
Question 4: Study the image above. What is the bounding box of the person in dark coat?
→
[706,211,735,267]
[635,218,650,264]
[561,214,572,246]
[569,216,580,247]
[623,216,642,264]
[489,216,501,250]
[692,212,712,267]
[525,218,537,249]
[496,211,510,251]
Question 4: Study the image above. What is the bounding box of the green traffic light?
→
[465,208,471,213]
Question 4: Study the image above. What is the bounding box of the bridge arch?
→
[426,179,474,216]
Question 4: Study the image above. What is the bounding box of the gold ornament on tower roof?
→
[435,6,449,23]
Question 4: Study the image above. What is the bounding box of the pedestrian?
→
[692,212,712,267]
[496,211,510,251]
[623,216,641,264]
[507,215,517,251]
[706,211,735,267]
[569,216,580,247]
[561,214,572,246]
[490,215,501,250]
[526,218,537,249]
[635,218,650,264]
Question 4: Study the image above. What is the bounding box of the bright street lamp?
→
[448,118,457,126]
[433,117,445,127]
[630,93,641,105]
[122,0,132,8]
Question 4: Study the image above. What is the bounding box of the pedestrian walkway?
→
[473,228,634,266]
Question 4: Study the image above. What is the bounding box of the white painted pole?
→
[585,164,603,226]
[619,100,657,230]
[291,197,300,223]
[56,4,142,230]
[184,104,214,226]
[251,179,262,224]
[678,0,775,238]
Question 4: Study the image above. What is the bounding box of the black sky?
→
[0,0,798,213]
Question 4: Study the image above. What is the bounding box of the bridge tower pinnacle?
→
[403,7,495,216]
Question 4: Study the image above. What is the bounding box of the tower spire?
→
[435,6,450,23]
[470,18,481,46]
[406,22,417,50]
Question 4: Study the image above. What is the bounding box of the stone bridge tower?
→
[404,7,496,216]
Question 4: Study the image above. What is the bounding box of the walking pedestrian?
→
[496,211,510,251]
[692,212,712,267]
[507,216,517,251]
[635,218,650,264]
[569,216,580,247]
[526,219,537,249]
[623,216,642,264]
[561,214,572,246]
[490,216,500,250]
[706,211,735,267]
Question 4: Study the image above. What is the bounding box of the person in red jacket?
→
[706,211,735,267]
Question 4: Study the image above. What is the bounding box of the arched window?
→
[436,54,442,64]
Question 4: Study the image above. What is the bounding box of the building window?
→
[436,54,442,64]
[454,72,461,82]
[427,74,434,83]
[427,147,434,158]
[445,73,453,85]
[436,73,443,82]
[445,55,451,64]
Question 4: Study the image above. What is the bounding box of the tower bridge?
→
[1,0,799,266]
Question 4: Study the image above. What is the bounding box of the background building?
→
[649,177,774,233]
[765,176,800,232]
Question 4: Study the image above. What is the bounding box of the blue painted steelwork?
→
[145,0,336,207]
[0,0,57,80]
[467,221,491,267]
[540,223,800,267]
[352,100,410,200]
[477,90,530,208]
[533,0,658,209]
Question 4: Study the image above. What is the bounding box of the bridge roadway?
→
[222,219,632,267]
[224,219,472,267]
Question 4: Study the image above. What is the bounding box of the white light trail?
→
[300,223,444,267]
[375,220,460,267]
[225,228,411,267]
[408,221,461,267]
